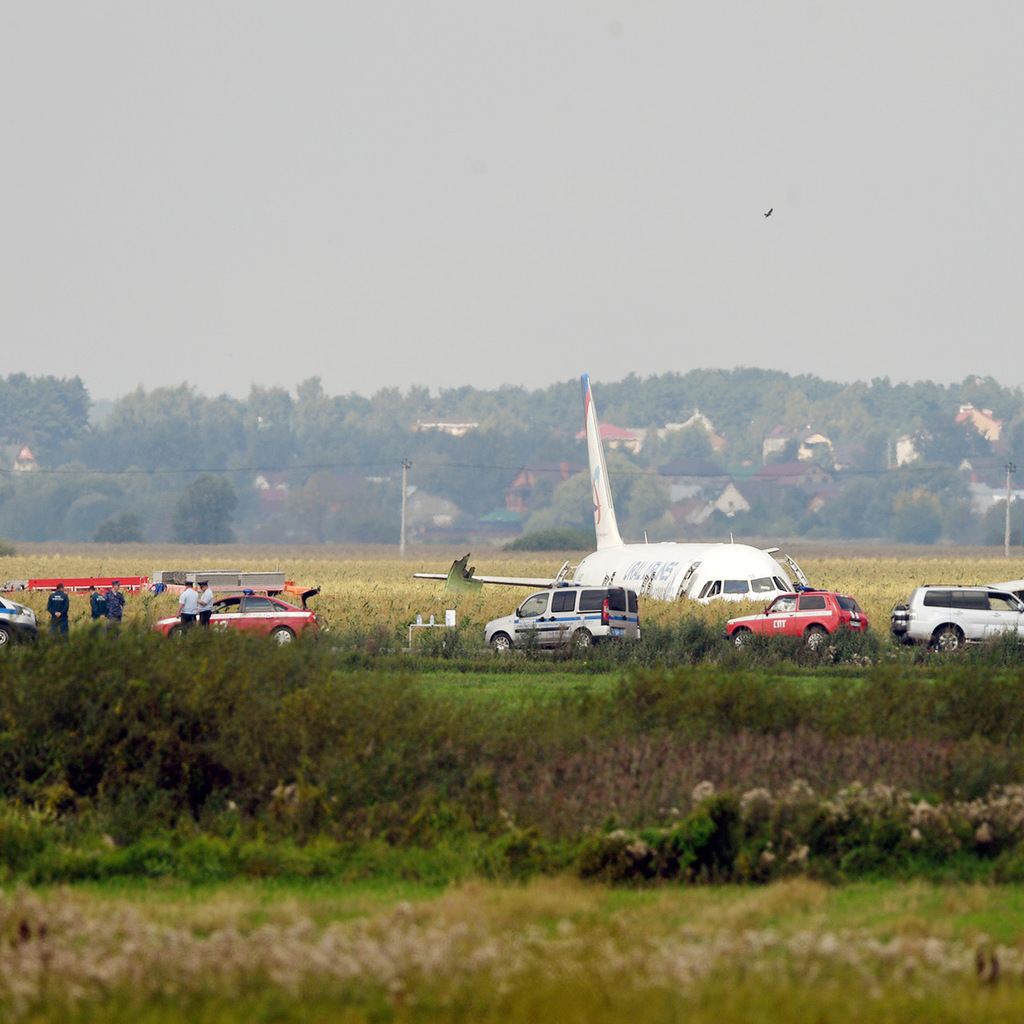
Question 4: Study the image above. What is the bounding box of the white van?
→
[484,585,640,651]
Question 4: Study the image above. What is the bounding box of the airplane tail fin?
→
[581,374,624,550]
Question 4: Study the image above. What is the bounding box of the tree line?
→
[1,371,1022,545]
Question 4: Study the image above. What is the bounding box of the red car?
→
[153,594,320,643]
[726,590,867,649]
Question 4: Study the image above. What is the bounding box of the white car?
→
[485,586,640,651]
[891,585,1024,651]
[0,594,38,646]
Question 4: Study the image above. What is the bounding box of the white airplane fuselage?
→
[571,541,793,603]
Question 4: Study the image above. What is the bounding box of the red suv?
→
[726,590,867,648]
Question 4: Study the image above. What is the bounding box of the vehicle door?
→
[981,591,1024,638]
[237,595,280,636]
[208,596,243,631]
[761,594,797,636]
[513,591,557,646]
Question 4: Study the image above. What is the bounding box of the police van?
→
[484,585,640,651]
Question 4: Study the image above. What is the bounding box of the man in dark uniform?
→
[89,585,107,621]
[47,583,70,637]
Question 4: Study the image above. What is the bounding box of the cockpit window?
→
[723,580,750,595]
[751,577,776,593]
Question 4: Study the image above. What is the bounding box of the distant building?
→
[956,403,1002,442]
[413,420,480,437]
[12,446,37,472]
[506,461,580,514]
[574,423,645,454]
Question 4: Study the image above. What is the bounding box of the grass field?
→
[4,541,1024,1021]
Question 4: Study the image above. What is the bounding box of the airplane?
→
[415,374,808,604]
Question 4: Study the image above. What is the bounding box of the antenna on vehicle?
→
[644,531,649,544]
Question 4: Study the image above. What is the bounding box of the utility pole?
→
[1005,462,1016,558]
[400,458,412,557]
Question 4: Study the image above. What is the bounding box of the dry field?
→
[3,541,1023,640]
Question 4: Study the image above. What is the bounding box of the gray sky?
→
[2,3,1021,402]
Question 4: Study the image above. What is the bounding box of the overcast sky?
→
[2,3,1021,403]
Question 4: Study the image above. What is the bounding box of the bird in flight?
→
[764,208,773,218]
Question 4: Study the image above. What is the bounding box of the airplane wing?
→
[413,554,564,592]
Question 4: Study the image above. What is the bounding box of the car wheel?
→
[804,626,829,650]
[933,625,964,652]
[168,624,186,640]
[0,625,9,647]
[490,632,513,653]
[572,628,593,650]
[271,626,296,645]
[732,627,752,647]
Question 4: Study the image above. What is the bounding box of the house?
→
[657,409,727,454]
[762,426,834,464]
[506,461,580,514]
[893,434,920,466]
[13,446,37,471]
[413,420,480,437]
[657,457,730,504]
[956,404,1002,442]
[252,471,289,515]
[574,423,645,454]
[753,461,833,489]
[711,482,751,517]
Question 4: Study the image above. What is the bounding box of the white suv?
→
[891,586,1024,651]
[485,586,640,651]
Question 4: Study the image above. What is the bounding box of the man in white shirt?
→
[197,580,215,628]
[178,581,199,631]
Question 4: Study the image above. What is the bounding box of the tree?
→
[172,475,238,543]
[94,513,143,543]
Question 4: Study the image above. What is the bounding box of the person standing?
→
[89,585,106,621]
[178,580,199,631]
[197,580,214,627]
[47,583,70,637]
[104,580,125,630]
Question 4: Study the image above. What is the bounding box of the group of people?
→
[46,580,126,635]
[46,578,216,636]
[177,580,214,630]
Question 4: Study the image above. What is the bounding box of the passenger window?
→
[551,591,576,613]
[772,596,796,613]
[243,597,275,614]
[518,593,549,618]
[578,590,605,612]
[797,594,827,611]
[989,595,1016,612]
